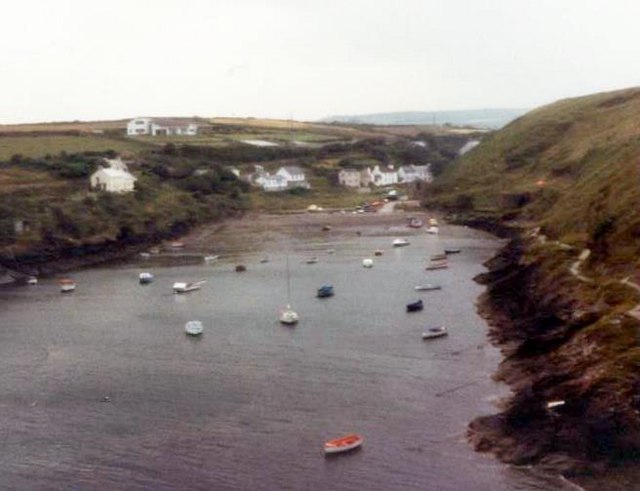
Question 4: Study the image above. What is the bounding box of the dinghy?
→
[317,285,334,298]
[406,299,424,312]
[58,278,76,293]
[414,284,442,291]
[185,320,203,336]
[324,434,363,455]
[393,238,410,247]
[173,281,205,293]
[422,326,448,339]
[139,272,154,284]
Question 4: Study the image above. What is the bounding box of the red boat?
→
[324,434,363,455]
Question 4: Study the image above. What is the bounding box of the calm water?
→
[0,224,579,490]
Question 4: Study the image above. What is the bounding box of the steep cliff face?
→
[468,236,640,475]
[423,88,640,474]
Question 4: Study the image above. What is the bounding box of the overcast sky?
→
[2,0,640,123]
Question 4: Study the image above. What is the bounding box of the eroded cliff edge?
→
[468,233,640,476]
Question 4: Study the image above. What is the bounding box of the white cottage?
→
[276,166,306,185]
[275,166,310,189]
[127,117,198,136]
[398,164,433,183]
[90,168,137,193]
[256,174,288,192]
[370,165,398,187]
[338,168,361,188]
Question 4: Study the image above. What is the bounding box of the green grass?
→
[0,135,148,160]
[430,87,640,267]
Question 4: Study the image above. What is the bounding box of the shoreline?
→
[1,207,435,281]
[466,231,640,481]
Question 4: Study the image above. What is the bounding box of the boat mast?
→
[286,254,292,305]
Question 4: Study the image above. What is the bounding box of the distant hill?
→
[322,108,527,129]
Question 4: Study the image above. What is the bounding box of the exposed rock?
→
[470,235,640,476]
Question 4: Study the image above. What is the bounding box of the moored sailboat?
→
[280,256,298,325]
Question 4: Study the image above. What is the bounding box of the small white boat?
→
[393,238,410,247]
[430,253,447,261]
[546,400,566,409]
[260,257,270,263]
[204,255,219,263]
[58,278,76,293]
[169,241,185,249]
[185,320,203,336]
[326,248,336,254]
[139,252,151,259]
[426,226,439,235]
[27,276,38,285]
[280,305,299,325]
[422,326,447,339]
[362,258,374,268]
[414,284,442,291]
[139,272,154,284]
[173,281,206,293]
[305,257,319,264]
[324,434,363,455]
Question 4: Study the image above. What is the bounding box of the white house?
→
[360,167,373,187]
[370,165,398,187]
[90,168,137,193]
[127,117,198,136]
[398,164,433,183]
[276,166,306,185]
[338,168,361,188]
[256,174,288,192]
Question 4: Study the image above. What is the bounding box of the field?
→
[0,134,149,160]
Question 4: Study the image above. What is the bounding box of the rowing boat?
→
[324,434,363,455]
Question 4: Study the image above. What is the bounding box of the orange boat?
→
[324,434,363,455]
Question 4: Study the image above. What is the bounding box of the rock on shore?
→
[469,236,640,476]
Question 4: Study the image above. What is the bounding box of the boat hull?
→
[173,281,205,293]
[406,301,424,312]
[185,321,203,336]
[422,329,448,340]
[324,434,363,455]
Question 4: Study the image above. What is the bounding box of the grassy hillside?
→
[0,134,149,160]
[429,87,640,270]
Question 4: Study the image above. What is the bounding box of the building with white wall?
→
[127,118,198,136]
[338,168,361,188]
[90,168,137,193]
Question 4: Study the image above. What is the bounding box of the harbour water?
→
[0,218,581,490]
